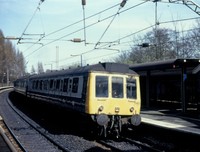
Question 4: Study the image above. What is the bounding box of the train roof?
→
[130,58,200,71]
[29,62,138,79]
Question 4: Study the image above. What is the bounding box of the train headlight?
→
[130,107,134,113]
[115,107,120,113]
[98,106,104,112]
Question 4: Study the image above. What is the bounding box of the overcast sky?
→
[0,0,199,72]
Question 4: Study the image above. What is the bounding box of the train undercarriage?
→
[92,114,141,138]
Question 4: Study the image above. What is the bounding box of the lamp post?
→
[71,54,83,67]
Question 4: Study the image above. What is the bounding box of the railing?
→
[0,86,13,91]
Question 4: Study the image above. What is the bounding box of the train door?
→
[68,76,83,98]
[59,79,64,98]
[72,76,83,98]
[68,78,73,97]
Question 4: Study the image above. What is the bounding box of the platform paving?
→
[141,109,200,136]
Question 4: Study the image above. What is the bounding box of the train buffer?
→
[141,109,200,136]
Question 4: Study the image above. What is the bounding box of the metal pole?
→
[56,46,59,70]
[6,68,9,86]
[82,0,86,46]
[181,66,187,113]
[81,55,83,67]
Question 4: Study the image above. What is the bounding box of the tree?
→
[31,65,36,75]
[114,25,200,64]
[186,19,200,58]
[0,29,26,85]
[113,51,132,64]
[37,62,44,74]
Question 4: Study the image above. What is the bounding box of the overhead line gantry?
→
[151,0,200,16]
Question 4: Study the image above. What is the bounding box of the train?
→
[13,62,141,137]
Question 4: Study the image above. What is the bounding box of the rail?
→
[0,116,18,152]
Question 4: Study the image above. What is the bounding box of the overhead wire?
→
[96,16,200,50]
[22,1,199,68]
[24,1,148,59]
[22,2,121,54]
[17,0,45,44]
[94,0,128,48]
[44,3,121,38]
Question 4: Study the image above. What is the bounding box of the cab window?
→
[96,76,108,98]
[112,77,123,98]
[126,77,137,99]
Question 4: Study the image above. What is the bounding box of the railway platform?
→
[141,108,200,136]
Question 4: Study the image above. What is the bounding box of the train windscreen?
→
[95,76,108,98]
[112,77,124,98]
[126,77,137,99]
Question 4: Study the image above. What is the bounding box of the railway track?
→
[0,89,63,152]
[1,88,199,152]
[0,87,24,152]
[0,115,23,152]
[94,136,164,152]
[7,91,161,152]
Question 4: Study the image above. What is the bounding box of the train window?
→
[112,77,123,98]
[63,78,69,92]
[96,76,108,98]
[56,79,60,90]
[60,80,63,91]
[126,77,136,99]
[49,79,53,90]
[43,80,48,90]
[36,80,39,89]
[32,81,36,89]
[53,80,56,90]
[39,80,43,90]
[82,76,88,98]
[72,78,79,93]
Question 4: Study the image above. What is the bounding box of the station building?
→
[130,59,200,115]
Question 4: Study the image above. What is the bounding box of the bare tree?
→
[37,62,44,74]
[187,19,200,58]
[0,29,26,85]
[114,25,200,64]
[31,65,36,75]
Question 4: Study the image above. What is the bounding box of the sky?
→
[0,0,200,72]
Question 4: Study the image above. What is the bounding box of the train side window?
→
[72,78,79,93]
[126,77,137,99]
[36,80,39,89]
[40,80,43,90]
[112,77,123,98]
[63,78,69,92]
[96,76,108,98]
[53,80,56,90]
[56,79,60,90]
[60,80,63,91]
[69,79,72,89]
[32,81,36,89]
[46,80,49,90]
[43,80,48,90]
[82,76,88,98]
[50,79,54,90]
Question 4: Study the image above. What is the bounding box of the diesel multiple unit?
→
[14,62,141,137]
